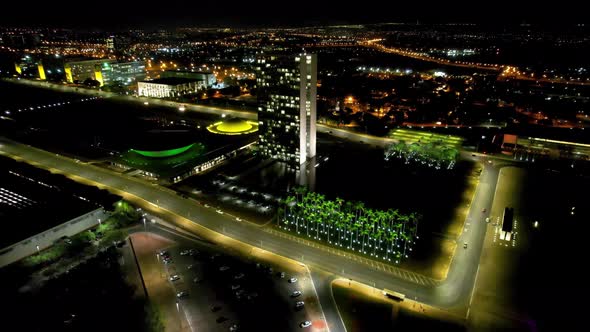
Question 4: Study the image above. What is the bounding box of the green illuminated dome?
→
[130,144,195,158]
[207,118,258,135]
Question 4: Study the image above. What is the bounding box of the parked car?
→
[169,275,180,282]
[291,291,302,298]
[295,301,305,309]
[288,277,298,283]
[300,321,312,328]
[176,291,188,298]
[219,266,230,272]
[234,273,245,280]
[180,250,190,256]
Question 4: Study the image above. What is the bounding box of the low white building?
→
[138,77,205,98]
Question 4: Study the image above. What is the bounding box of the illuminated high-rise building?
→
[255,53,317,168]
[106,36,114,53]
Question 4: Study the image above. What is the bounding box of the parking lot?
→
[133,222,326,331]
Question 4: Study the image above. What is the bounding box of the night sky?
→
[0,0,587,29]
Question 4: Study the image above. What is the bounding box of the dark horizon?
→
[1,0,588,30]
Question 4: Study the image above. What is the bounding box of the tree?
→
[145,303,165,332]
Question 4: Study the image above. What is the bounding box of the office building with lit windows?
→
[64,59,116,84]
[256,53,317,167]
[64,59,145,86]
[138,77,203,98]
[102,61,146,85]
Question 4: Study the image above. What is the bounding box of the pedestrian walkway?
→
[265,228,440,287]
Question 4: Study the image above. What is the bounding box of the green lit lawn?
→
[389,129,463,148]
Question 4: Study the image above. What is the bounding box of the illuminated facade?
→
[138,78,203,98]
[256,53,317,167]
[64,59,145,86]
[102,61,146,85]
[64,59,116,84]
[106,36,114,52]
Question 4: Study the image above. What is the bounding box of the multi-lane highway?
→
[0,136,503,318]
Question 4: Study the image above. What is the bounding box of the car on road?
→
[188,249,196,255]
[234,273,245,280]
[278,272,285,278]
[163,257,172,264]
[187,264,194,270]
[295,301,304,309]
[463,242,468,249]
[159,250,169,257]
[204,204,210,208]
[291,290,302,298]
[176,291,188,298]
[288,277,298,283]
[482,208,487,213]
[219,266,230,272]
[180,250,190,256]
[231,284,241,290]
[300,321,312,328]
[216,209,224,214]
[485,217,490,223]
[169,275,180,282]
[193,277,202,283]
[229,324,239,331]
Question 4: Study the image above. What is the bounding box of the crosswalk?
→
[264,228,440,287]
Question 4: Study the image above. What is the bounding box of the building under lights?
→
[137,77,204,98]
[64,59,145,86]
[64,59,117,84]
[255,52,317,168]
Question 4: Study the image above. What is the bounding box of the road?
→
[0,136,504,318]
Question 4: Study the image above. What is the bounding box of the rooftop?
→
[141,77,200,85]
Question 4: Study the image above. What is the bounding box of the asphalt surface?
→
[0,137,508,316]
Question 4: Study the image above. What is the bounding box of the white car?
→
[219,266,230,272]
[234,273,245,280]
[176,291,188,298]
[169,275,180,282]
[291,290,302,297]
[300,321,312,328]
[288,277,298,283]
[180,250,190,256]
[295,301,304,308]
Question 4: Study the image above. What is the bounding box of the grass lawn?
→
[388,128,464,148]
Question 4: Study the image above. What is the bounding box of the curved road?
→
[0,136,504,318]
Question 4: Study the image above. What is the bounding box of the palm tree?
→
[354,201,365,220]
